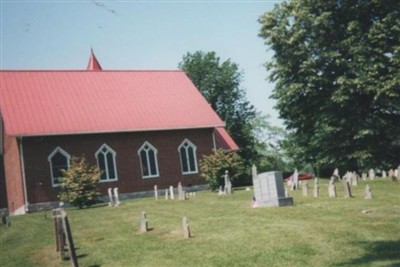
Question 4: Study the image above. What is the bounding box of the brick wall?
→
[3,135,25,214]
[22,128,214,204]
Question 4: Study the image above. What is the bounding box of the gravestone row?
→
[138,211,191,238]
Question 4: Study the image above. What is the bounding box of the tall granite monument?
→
[252,166,294,207]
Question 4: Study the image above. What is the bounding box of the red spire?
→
[87,49,102,71]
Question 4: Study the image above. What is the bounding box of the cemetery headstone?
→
[293,169,299,190]
[333,168,340,180]
[252,171,293,207]
[362,173,367,181]
[328,178,337,198]
[388,169,394,179]
[154,185,158,200]
[182,216,191,238]
[113,188,120,206]
[108,188,114,206]
[382,170,387,178]
[351,172,358,186]
[224,170,233,194]
[368,169,375,180]
[169,185,175,200]
[343,181,352,198]
[364,185,372,199]
[302,182,309,196]
[177,182,185,201]
[140,211,148,233]
[313,177,319,198]
[165,189,169,200]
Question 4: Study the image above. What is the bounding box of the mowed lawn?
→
[1,178,399,267]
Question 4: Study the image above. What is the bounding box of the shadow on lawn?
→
[334,240,400,266]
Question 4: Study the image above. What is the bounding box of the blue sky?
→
[1,0,283,126]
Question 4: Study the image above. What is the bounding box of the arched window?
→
[95,144,118,182]
[48,147,70,187]
[179,139,198,174]
[138,141,159,178]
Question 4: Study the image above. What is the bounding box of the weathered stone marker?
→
[302,182,309,196]
[182,216,191,238]
[177,182,185,201]
[140,211,148,233]
[169,185,175,200]
[364,185,373,199]
[313,177,319,198]
[343,181,352,198]
[328,178,337,198]
[165,189,169,200]
[108,188,114,206]
[252,170,293,207]
[113,187,120,206]
[154,185,158,200]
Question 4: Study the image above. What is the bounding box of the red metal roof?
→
[0,70,226,136]
[87,49,102,71]
[214,127,239,151]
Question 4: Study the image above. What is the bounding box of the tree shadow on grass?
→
[334,240,400,266]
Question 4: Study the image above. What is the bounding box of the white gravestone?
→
[302,182,309,196]
[252,171,293,207]
[154,185,158,200]
[177,182,185,201]
[368,169,375,180]
[364,185,372,199]
[169,185,175,200]
[328,178,337,198]
[313,177,319,198]
[113,188,120,206]
[108,188,114,206]
[140,211,148,233]
[165,189,169,200]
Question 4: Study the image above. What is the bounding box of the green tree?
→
[259,0,400,172]
[199,149,244,191]
[58,156,101,208]
[251,112,289,172]
[179,51,258,168]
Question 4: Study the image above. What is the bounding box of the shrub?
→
[58,156,101,208]
[199,149,244,191]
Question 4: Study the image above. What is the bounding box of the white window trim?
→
[178,139,198,175]
[138,141,159,179]
[95,143,118,182]
[48,147,71,188]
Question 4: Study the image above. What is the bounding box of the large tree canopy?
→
[179,51,258,168]
[259,0,400,171]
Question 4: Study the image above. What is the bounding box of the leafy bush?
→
[58,156,101,208]
[199,149,244,191]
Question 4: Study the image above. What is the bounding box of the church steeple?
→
[87,49,102,71]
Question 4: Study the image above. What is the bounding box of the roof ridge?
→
[0,70,184,72]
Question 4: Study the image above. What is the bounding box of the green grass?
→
[1,179,400,267]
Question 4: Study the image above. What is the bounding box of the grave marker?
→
[113,188,120,206]
[364,185,372,199]
[343,181,352,198]
[328,178,337,198]
[368,169,375,180]
[182,216,191,238]
[252,171,293,207]
[108,188,114,206]
[313,177,319,198]
[140,211,148,233]
[154,185,158,200]
[169,185,175,200]
[302,182,309,196]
